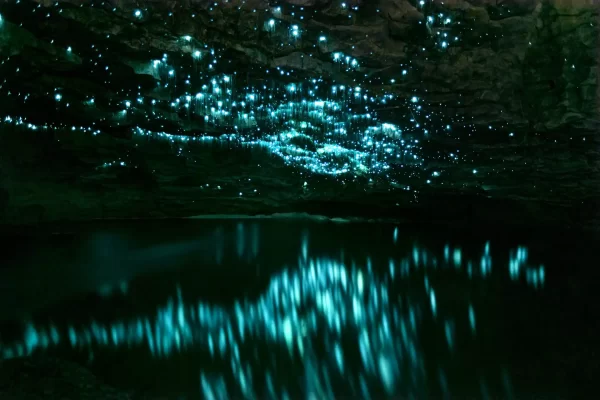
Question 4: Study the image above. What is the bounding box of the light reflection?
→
[0,237,545,398]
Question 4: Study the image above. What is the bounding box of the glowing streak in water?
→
[0,239,544,397]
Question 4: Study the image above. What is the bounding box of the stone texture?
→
[0,0,598,230]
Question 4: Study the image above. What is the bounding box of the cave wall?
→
[0,0,598,228]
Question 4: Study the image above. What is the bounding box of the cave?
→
[0,0,598,398]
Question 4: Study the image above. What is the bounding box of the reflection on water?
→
[0,221,551,399]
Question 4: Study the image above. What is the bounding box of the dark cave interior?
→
[0,0,598,399]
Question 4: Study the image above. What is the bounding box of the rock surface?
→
[0,0,598,230]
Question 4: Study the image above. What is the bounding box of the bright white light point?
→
[54,94,62,101]
[168,70,174,76]
[420,1,425,5]
[67,47,72,52]
[269,19,275,26]
[319,36,326,42]
[134,10,141,17]
[411,96,418,103]
[473,169,478,174]
[183,35,191,41]
[125,101,131,108]
[292,25,299,31]
[341,2,347,8]
[193,50,201,58]
[391,79,395,83]
[303,181,307,187]
[441,41,448,48]
[402,70,407,75]
[432,171,440,177]
[223,76,230,82]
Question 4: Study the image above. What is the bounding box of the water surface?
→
[0,218,597,399]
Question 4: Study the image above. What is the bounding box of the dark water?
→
[0,218,598,399]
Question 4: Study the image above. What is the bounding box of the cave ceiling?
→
[0,0,598,229]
